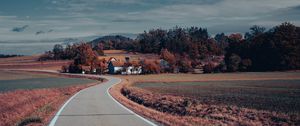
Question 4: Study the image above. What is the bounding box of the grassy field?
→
[135,79,300,114]
[0,70,96,92]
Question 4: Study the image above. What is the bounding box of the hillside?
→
[89,35,135,50]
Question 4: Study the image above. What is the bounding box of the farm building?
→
[108,61,124,74]
[107,56,143,75]
[108,57,118,62]
[121,66,142,75]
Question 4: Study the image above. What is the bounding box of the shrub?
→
[68,63,82,73]
[203,63,215,73]
[226,53,241,72]
[17,116,42,126]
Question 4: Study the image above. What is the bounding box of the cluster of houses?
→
[107,57,143,75]
[81,57,143,75]
[80,55,224,75]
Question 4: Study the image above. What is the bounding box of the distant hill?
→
[108,33,138,39]
[89,35,134,49]
[91,35,132,43]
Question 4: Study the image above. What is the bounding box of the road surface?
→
[44,74,156,126]
[47,74,156,126]
[6,69,156,126]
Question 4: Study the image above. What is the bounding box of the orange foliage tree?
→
[140,59,161,74]
[74,43,96,66]
[160,49,176,71]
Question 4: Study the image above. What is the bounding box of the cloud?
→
[35,29,54,35]
[1,0,300,40]
[35,30,45,35]
[11,25,29,32]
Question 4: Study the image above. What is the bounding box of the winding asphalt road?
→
[47,74,156,126]
[7,69,156,126]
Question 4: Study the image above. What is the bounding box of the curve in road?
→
[48,74,157,126]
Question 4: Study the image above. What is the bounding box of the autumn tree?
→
[140,59,161,74]
[91,58,107,74]
[74,43,96,66]
[160,49,176,71]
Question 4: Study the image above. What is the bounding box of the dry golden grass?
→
[0,82,98,126]
[98,50,159,62]
[103,50,127,54]
[117,72,300,83]
[110,72,300,126]
[0,70,103,126]
[110,79,218,126]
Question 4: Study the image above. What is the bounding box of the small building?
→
[108,57,118,62]
[122,66,142,75]
[108,61,124,74]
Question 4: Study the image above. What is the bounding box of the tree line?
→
[42,22,300,73]
[225,22,300,72]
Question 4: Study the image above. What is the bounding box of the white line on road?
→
[48,87,88,126]
[48,75,157,126]
[106,77,158,126]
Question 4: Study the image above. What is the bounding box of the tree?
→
[74,43,96,66]
[91,58,107,74]
[203,62,215,73]
[177,54,192,73]
[63,44,77,59]
[214,33,229,53]
[226,53,241,72]
[140,59,161,74]
[240,59,252,71]
[160,49,176,71]
[228,33,243,42]
[52,44,64,60]
[68,62,82,73]
[272,22,300,70]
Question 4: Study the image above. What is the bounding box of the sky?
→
[0,0,300,41]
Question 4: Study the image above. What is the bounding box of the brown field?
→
[98,50,159,62]
[0,55,70,71]
[0,70,57,80]
[103,50,127,54]
[111,72,300,126]
[135,80,300,114]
